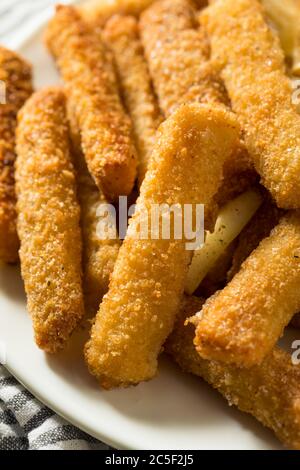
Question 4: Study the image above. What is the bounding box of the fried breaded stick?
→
[166,296,300,451]
[75,153,120,316]
[202,0,300,209]
[67,96,121,316]
[103,15,162,184]
[79,0,157,26]
[226,197,300,329]
[140,0,228,117]
[213,143,258,207]
[85,103,240,388]
[225,198,299,329]
[45,5,137,202]
[191,211,300,367]
[140,0,256,206]
[79,0,208,24]
[16,87,84,353]
[0,46,32,263]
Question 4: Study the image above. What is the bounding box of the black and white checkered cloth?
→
[0,0,109,451]
[0,367,107,450]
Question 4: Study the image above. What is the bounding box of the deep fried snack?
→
[213,142,258,207]
[0,46,32,263]
[261,0,300,75]
[140,0,256,205]
[67,97,121,316]
[225,195,299,329]
[79,0,157,26]
[79,0,208,24]
[85,103,240,388]
[103,15,162,184]
[191,212,300,367]
[140,0,228,117]
[202,0,300,209]
[228,198,283,281]
[166,296,300,451]
[79,0,208,25]
[16,87,84,353]
[75,153,120,316]
[45,5,137,201]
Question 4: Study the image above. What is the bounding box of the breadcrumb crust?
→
[79,0,157,26]
[192,212,300,367]
[85,103,240,388]
[74,150,121,316]
[140,0,228,117]
[140,0,256,207]
[166,296,300,451]
[45,5,137,201]
[104,14,162,184]
[16,88,84,353]
[0,46,32,263]
[203,0,300,209]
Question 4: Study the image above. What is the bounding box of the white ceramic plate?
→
[0,8,296,450]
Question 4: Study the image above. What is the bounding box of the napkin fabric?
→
[0,366,107,450]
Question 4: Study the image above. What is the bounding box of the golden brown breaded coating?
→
[79,0,157,26]
[67,95,121,316]
[75,153,120,316]
[166,296,300,451]
[79,0,208,25]
[228,198,283,281]
[0,46,32,263]
[191,211,300,367]
[140,0,229,117]
[16,87,84,353]
[203,0,300,209]
[103,15,162,184]
[222,194,299,329]
[85,103,240,388]
[45,5,137,202]
[213,142,258,207]
[140,0,256,205]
